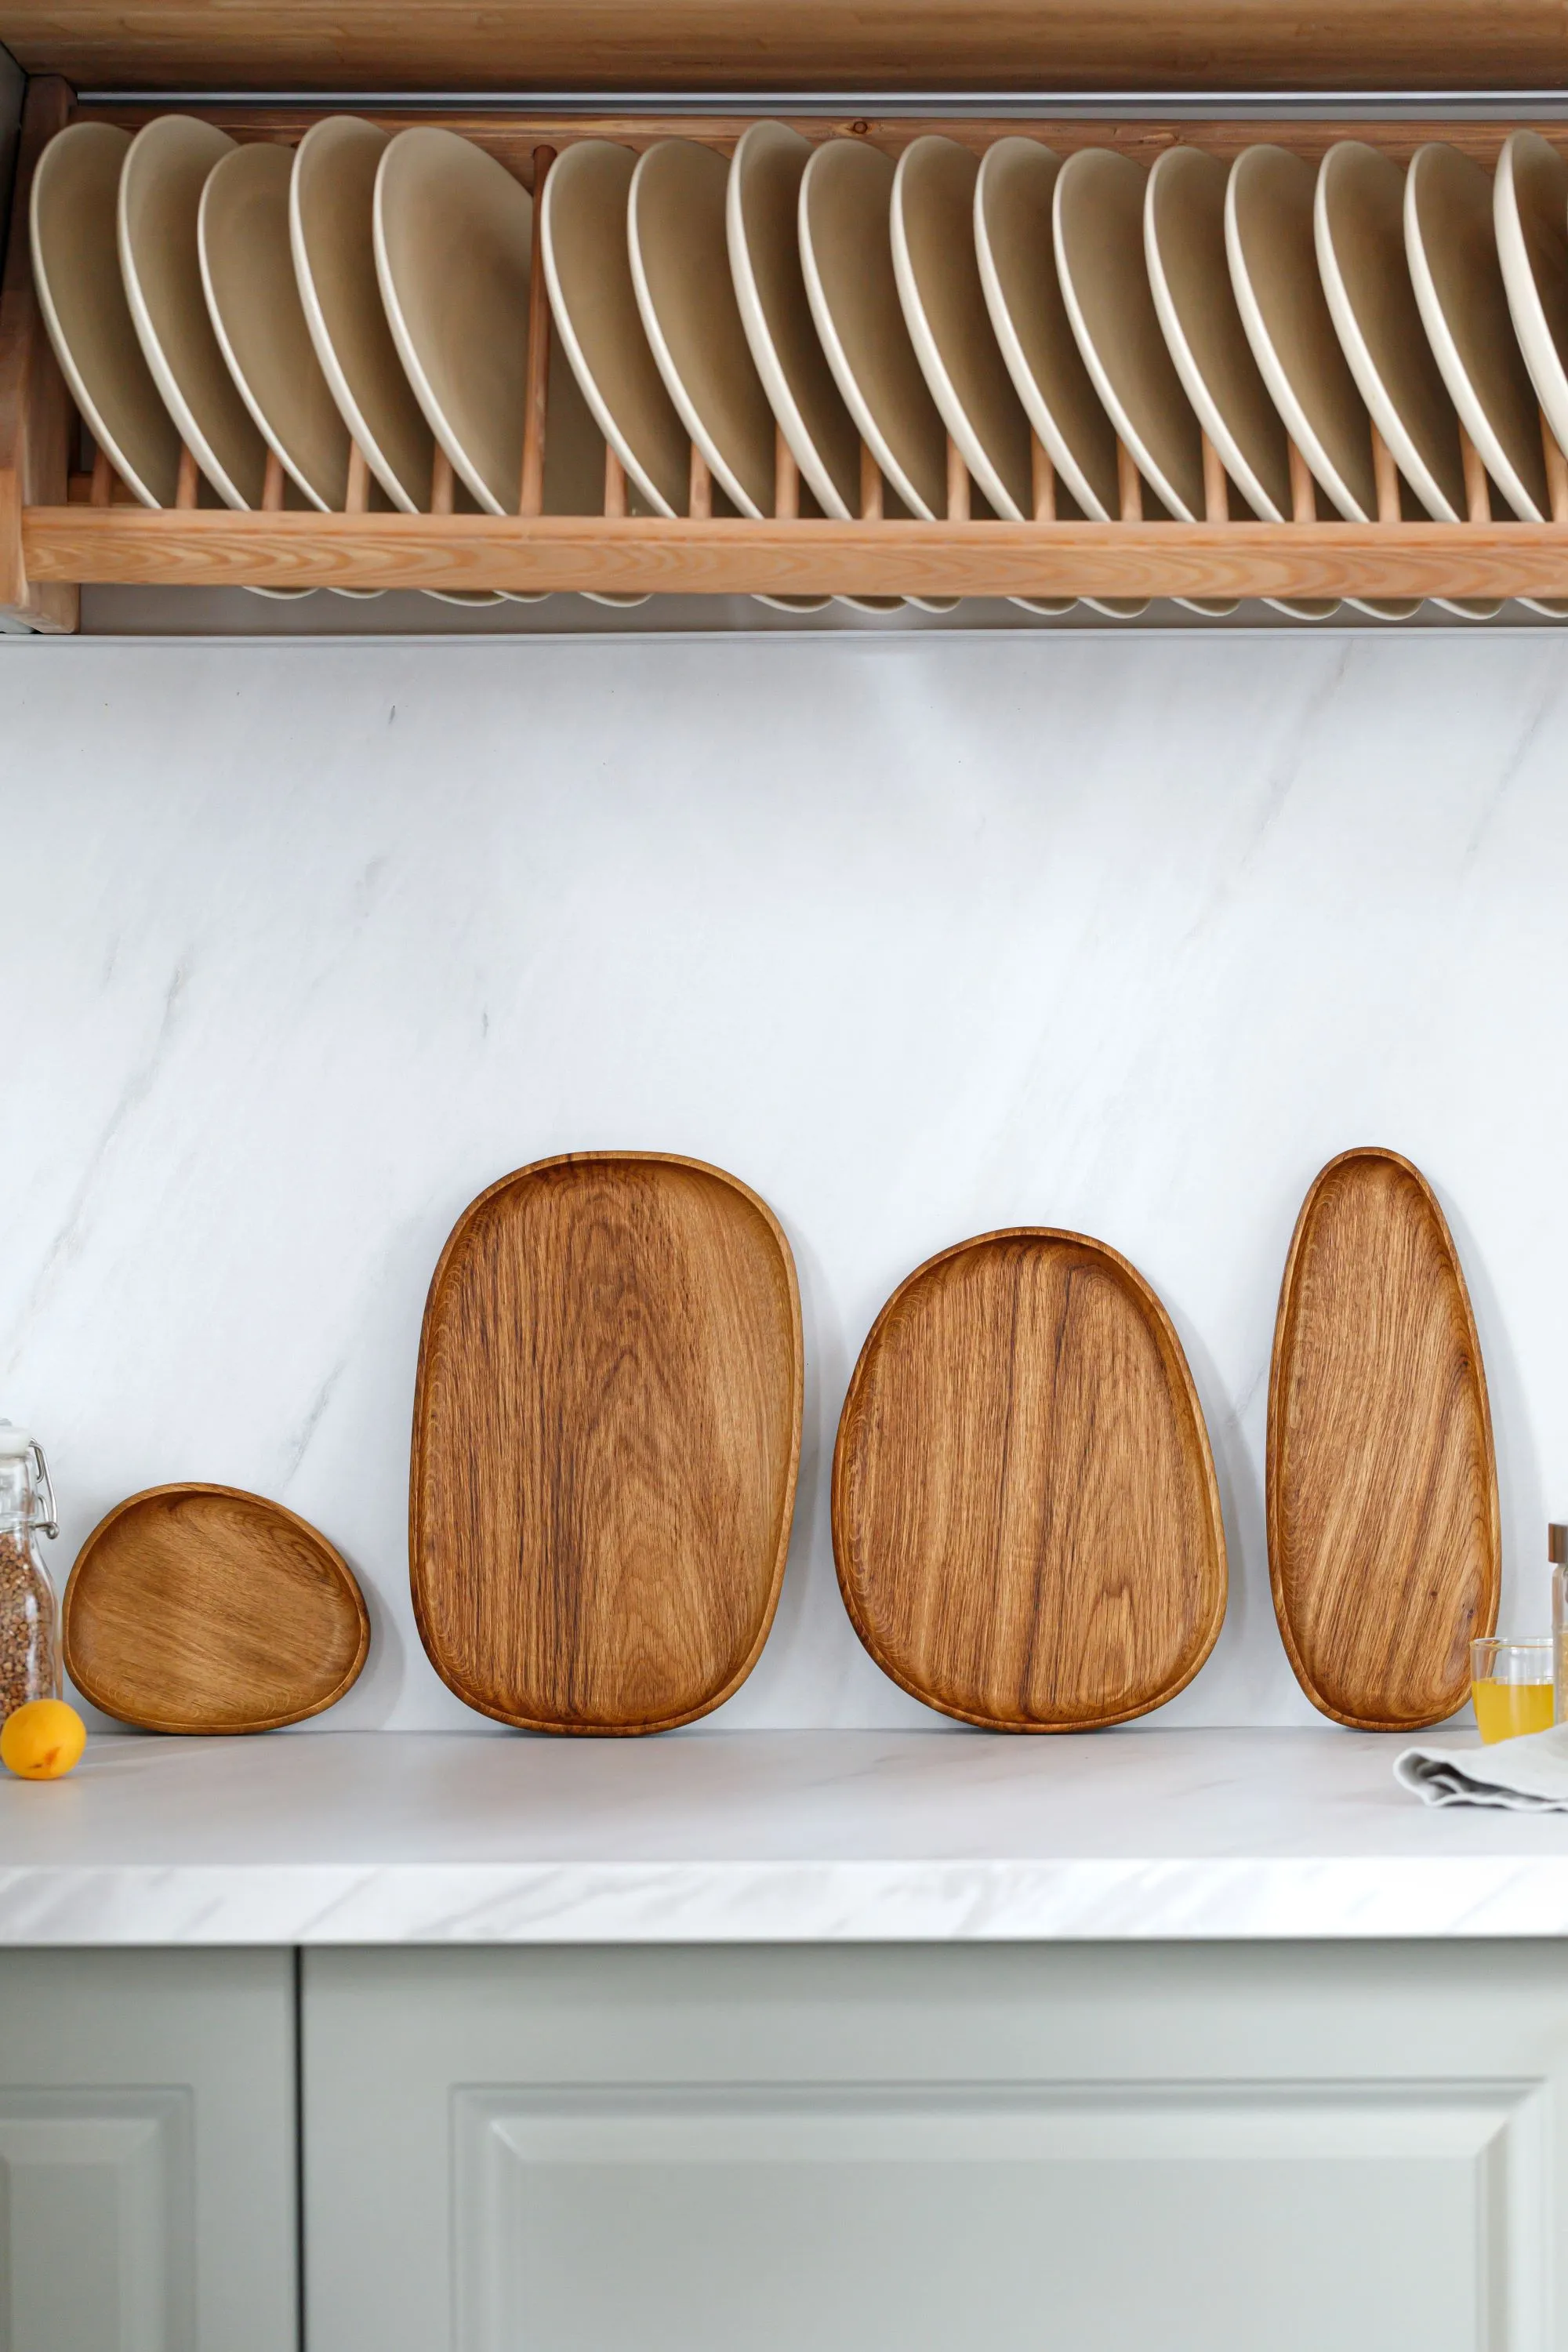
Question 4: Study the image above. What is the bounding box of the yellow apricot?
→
[1,1698,86,1780]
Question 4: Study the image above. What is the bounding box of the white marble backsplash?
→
[2,626,1562,1731]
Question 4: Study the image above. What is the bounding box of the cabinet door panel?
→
[303,1944,1565,2352]
[0,1951,296,2352]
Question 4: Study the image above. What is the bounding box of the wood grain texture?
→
[8,2,1566,93]
[410,1151,802,1734]
[0,74,77,632]
[26,505,1568,598]
[62,1483,370,1733]
[1268,1149,1499,1730]
[832,1229,1226,1731]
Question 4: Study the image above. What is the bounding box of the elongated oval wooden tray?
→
[63,1483,369,1733]
[1268,1148,1499,1730]
[411,1151,803,1733]
[832,1228,1226,1730]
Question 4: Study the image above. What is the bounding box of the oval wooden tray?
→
[410,1151,803,1733]
[832,1227,1226,1730]
[63,1483,369,1733]
[1268,1148,1500,1730]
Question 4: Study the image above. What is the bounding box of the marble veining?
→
[2,1730,1568,1944]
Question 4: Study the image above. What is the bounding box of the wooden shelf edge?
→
[24,509,1568,601]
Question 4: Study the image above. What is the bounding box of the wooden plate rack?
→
[5,4,1568,630]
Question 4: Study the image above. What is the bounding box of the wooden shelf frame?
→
[9,77,1568,626]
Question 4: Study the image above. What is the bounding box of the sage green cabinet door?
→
[302,1942,1568,2352]
[0,1949,296,2352]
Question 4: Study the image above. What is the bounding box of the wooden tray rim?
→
[62,1478,372,1733]
[408,1146,805,1735]
[831,1221,1228,1732]
[1265,1143,1501,1731]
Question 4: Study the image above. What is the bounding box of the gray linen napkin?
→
[1395,1723,1568,1809]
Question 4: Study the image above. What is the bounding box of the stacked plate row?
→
[31,114,1568,619]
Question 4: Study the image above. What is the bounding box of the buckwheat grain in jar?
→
[0,1425,60,1724]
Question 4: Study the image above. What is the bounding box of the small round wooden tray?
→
[833,1227,1227,1731]
[64,1483,369,1733]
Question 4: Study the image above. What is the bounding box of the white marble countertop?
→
[2,1726,1568,1945]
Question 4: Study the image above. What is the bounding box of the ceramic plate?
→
[1495,132,1568,468]
[974,136,1144,616]
[891,134,1072,614]
[118,114,267,510]
[1406,140,1566,618]
[30,121,182,508]
[1316,140,1501,616]
[541,138,690,519]
[1054,146,1236,616]
[798,137,957,610]
[1226,144,1421,619]
[727,121,901,612]
[200,139,351,511]
[1145,144,1336,618]
[629,136,826,612]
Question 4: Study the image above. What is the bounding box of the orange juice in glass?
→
[1471,1637,1555,1743]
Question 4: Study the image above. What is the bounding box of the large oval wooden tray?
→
[411,1151,803,1733]
[832,1228,1226,1730]
[1268,1148,1499,1730]
[63,1483,369,1733]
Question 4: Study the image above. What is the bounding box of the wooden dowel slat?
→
[1200,430,1229,524]
[345,440,371,515]
[946,434,970,522]
[1030,430,1056,524]
[1370,420,1401,523]
[175,444,200,510]
[1541,406,1568,523]
[518,141,557,519]
[1117,439,1143,524]
[688,441,712,520]
[430,444,456,515]
[261,446,286,513]
[603,443,627,519]
[1287,437,1316,524]
[859,439,884,522]
[773,423,799,522]
[1457,421,1490,524]
[89,445,114,507]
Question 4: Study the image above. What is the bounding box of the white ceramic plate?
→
[1225,143,1421,619]
[1406,140,1566,618]
[30,120,181,508]
[1316,140,1500,617]
[1495,132,1568,467]
[1054,146,1236,616]
[630,136,827,612]
[798,137,957,611]
[1145,143,1336,619]
[891,133,1073,614]
[727,121,901,613]
[974,136,1144,616]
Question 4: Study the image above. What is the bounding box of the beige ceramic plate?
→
[892,134,1073,614]
[200,138,383,601]
[727,122,901,613]
[1406,141,1566,618]
[799,137,957,611]
[31,121,182,508]
[1054,146,1236,616]
[118,114,267,510]
[542,138,688,519]
[974,136,1144,616]
[630,136,826,612]
[1145,144,1337,619]
[1316,140,1499,618]
[1225,144,1421,619]
[1495,132,1568,474]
